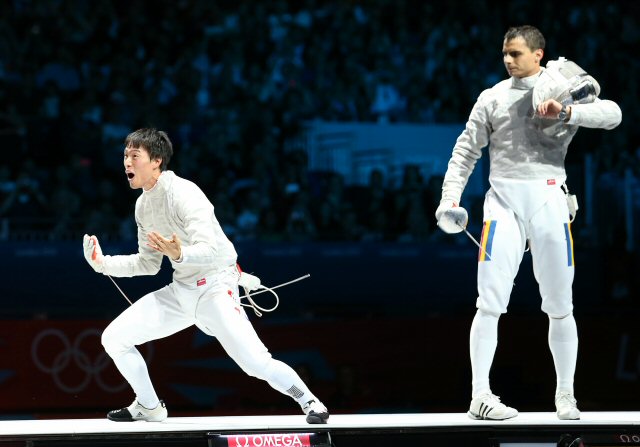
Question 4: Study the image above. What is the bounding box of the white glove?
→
[83,234,104,273]
[238,272,262,291]
[435,202,468,234]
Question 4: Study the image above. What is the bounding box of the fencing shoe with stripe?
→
[468,393,518,420]
[302,399,329,424]
[555,392,580,420]
[108,399,167,422]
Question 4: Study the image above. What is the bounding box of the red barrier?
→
[0,316,637,416]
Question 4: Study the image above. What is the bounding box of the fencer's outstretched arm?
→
[91,199,164,277]
[100,236,163,277]
[82,233,162,276]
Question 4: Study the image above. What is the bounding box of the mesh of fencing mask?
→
[532,57,601,109]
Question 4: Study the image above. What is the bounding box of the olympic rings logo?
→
[31,328,154,394]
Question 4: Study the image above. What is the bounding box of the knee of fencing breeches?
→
[547,310,573,320]
[541,290,573,318]
[476,292,509,315]
[101,324,128,357]
[477,308,501,319]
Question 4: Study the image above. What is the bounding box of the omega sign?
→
[225,433,311,447]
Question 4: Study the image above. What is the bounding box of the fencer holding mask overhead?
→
[435,25,621,422]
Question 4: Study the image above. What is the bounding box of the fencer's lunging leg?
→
[548,312,578,394]
[198,291,320,408]
[470,309,500,397]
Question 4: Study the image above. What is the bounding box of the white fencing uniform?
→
[99,171,318,410]
[441,70,622,399]
[443,71,621,315]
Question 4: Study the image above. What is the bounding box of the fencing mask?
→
[532,57,600,109]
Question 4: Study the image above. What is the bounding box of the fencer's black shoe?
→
[107,399,167,422]
[302,399,329,424]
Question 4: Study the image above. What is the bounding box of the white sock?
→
[548,313,578,395]
[111,347,160,409]
[470,309,499,398]
[262,359,317,407]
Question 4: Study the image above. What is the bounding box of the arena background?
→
[0,0,638,419]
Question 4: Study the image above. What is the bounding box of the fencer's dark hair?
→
[504,25,545,51]
[124,128,173,171]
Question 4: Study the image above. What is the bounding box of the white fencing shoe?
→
[555,392,580,420]
[107,400,167,422]
[468,393,518,420]
[302,399,329,424]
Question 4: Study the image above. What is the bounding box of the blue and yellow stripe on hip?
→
[478,220,496,262]
[564,222,575,267]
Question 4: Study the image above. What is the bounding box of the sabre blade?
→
[461,226,492,261]
[108,275,133,305]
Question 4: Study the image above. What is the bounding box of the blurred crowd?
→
[0,0,638,251]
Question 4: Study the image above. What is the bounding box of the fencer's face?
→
[123,145,162,190]
[502,37,543,78]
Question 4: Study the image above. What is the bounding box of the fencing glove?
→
[83,234,105,273]
[238,272,262,291]
[435,202,468,234]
